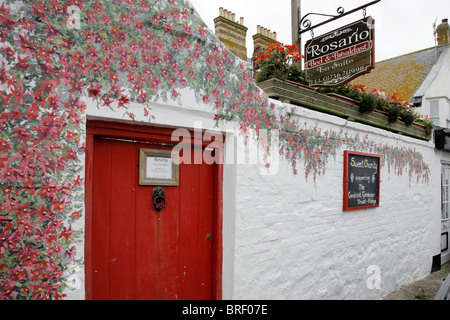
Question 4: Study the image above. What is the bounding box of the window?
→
[442,165,450,221]
[447,100,450,120]
[430,100,440,126]
[442,232,449,253]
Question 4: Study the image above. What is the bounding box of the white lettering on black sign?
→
[305,17,375,87]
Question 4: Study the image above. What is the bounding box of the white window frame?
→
[442,164,450,221]
[430,100,440,127]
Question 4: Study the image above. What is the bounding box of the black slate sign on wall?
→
[343,151,381,211]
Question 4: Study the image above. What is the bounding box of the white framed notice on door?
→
[139,149,179,186]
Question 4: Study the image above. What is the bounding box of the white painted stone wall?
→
[78,91,441,300]
[425,46,450,102]
[225,102,441,300]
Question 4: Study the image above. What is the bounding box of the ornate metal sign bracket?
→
[299,0,380,41]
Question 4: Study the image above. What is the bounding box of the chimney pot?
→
[219,7,224,17]
[240,17,244,25]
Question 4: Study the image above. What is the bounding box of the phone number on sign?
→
[310,65,368,85]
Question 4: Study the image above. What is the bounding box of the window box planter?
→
[257,78,431,141]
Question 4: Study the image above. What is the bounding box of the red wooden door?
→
[90,134,216,300]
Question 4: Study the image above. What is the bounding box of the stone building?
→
[0,0,443,301]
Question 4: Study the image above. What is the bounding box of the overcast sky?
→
[189,0,450,62]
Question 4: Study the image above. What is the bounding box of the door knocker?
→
[152,187,167,212]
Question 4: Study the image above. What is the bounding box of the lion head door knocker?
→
[152,187,167,212]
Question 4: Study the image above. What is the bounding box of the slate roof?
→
[353,45,448,102]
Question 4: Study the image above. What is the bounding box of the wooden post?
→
[291,0,301,66]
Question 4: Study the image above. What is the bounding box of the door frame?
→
[84,120,224,300]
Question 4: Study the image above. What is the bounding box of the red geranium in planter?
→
[254,41,309,85]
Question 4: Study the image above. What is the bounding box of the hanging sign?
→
[305,17,375,87]
[343,151,380,211]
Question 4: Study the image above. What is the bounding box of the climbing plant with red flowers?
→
[0,0,431,300]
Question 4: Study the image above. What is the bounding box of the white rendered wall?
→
[417,46,450,266]
[417,46,450,128]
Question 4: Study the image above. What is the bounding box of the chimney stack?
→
[214,7,248,61]
[252,25,280,74]
[437,18,449,46]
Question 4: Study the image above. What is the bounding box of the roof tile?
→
[352,46,445,102]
